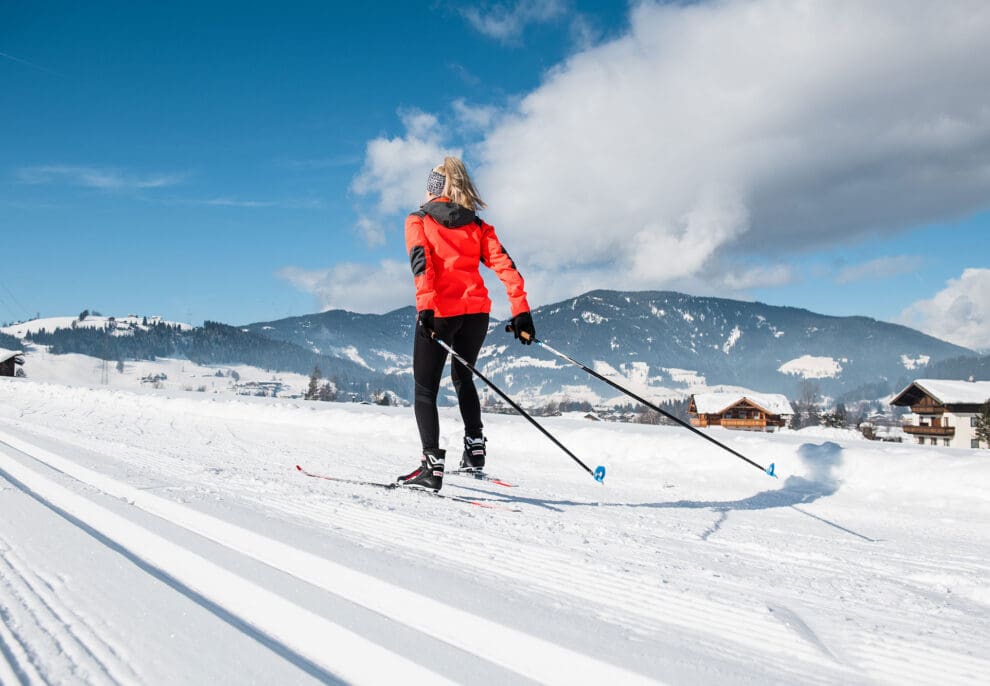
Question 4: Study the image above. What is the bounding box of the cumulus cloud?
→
[834,255,923,285]
[351,110,458,216]
[349,0,990,311]
[277,260,411,314]
[17,165,185,190]
[901,268,990,351]
[471,0,990,303]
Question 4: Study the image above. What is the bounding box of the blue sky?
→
[2,1,989,350]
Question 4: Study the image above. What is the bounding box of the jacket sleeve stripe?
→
[409,245,427,276]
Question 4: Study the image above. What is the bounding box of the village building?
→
[0,348,25,377]
[688,391,794,432]
[890,379,990,449]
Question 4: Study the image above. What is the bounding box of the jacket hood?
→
[420,200,478,228]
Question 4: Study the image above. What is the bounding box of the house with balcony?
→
[890,379,990,449]
[688,391,794,432]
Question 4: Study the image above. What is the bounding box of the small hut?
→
[0,349,25,377]
[689,391,793,432]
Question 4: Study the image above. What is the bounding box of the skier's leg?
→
[450,313,490,450]
[412,318,451,451]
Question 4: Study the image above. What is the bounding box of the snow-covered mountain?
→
[4,291,978,406]
[244,290,976,405]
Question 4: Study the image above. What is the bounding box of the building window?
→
[944,439,951,447]
[973,439,982,449]
[972,416,979,427]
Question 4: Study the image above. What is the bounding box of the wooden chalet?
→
[890,379,990,449]
[0,349,24,377]
[689,391,793,432]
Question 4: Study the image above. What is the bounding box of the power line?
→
[0,279,33,321]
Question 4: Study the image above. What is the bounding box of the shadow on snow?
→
[457,441,877,542]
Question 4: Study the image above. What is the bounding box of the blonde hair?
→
[434,157,487,211]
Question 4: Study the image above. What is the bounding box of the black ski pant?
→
[413,312,489,452]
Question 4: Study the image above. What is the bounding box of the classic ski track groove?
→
[0,439,460,686]
[0,534,137,686]
[244,490,851,685]
[0,425,854,685]
[3,397,988,685]
[0,430,660,686]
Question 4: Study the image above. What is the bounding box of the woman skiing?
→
[398,156,535,491]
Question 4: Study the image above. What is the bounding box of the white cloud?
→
[901,268,990,351]
[460,0,567,44]
[17,165,185,190]
[351,110,460,217]
[719,264,796,291]
[277,260,411,314]
[348,0,990,312]
[469,0,990,304]
[452,99,499,133]
[834,255,923,284]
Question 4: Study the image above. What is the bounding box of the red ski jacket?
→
[406,199,530,318]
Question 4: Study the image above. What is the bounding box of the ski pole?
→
[509,328,776,478]
[430,335,606,483]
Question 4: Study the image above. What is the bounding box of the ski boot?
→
[459,435,486,472]
[397,448,445,491]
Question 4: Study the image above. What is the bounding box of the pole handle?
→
[504,324,534,342]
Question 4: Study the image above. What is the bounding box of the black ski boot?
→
[397,448,445,491]
[460,436,486,472]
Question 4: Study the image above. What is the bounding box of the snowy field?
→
[1,377,988,685]
[0,342,311,399]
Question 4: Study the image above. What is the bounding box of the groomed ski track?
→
[1,379,988,684]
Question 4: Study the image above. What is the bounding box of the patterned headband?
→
[426,170,446,196]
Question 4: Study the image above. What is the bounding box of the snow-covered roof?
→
[893,379,990,406]
[0,348,24,364]
[691,391,794,416]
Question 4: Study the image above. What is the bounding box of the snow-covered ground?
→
[1,377,988,684]
[4,342,311,398]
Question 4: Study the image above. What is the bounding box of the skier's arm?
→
[480,221,530,316]
[405,213,437,312]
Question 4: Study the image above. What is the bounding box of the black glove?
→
[508,311,535,344]
[417,309,436,339]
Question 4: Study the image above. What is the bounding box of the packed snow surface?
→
[1,377,988,684]
[778,355,844,379]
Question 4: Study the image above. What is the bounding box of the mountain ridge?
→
[5,289,980,405]
[242,289,978,404]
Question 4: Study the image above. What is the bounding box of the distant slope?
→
[7,290,977,406]
[241,307,416,376]
[244,290,975,403]
[8,319,408,401]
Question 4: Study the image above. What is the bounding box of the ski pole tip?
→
[766,462,777,478]
[593,465,606,483]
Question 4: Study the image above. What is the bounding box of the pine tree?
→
[318,381,336,402]
[305,366,322,400]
